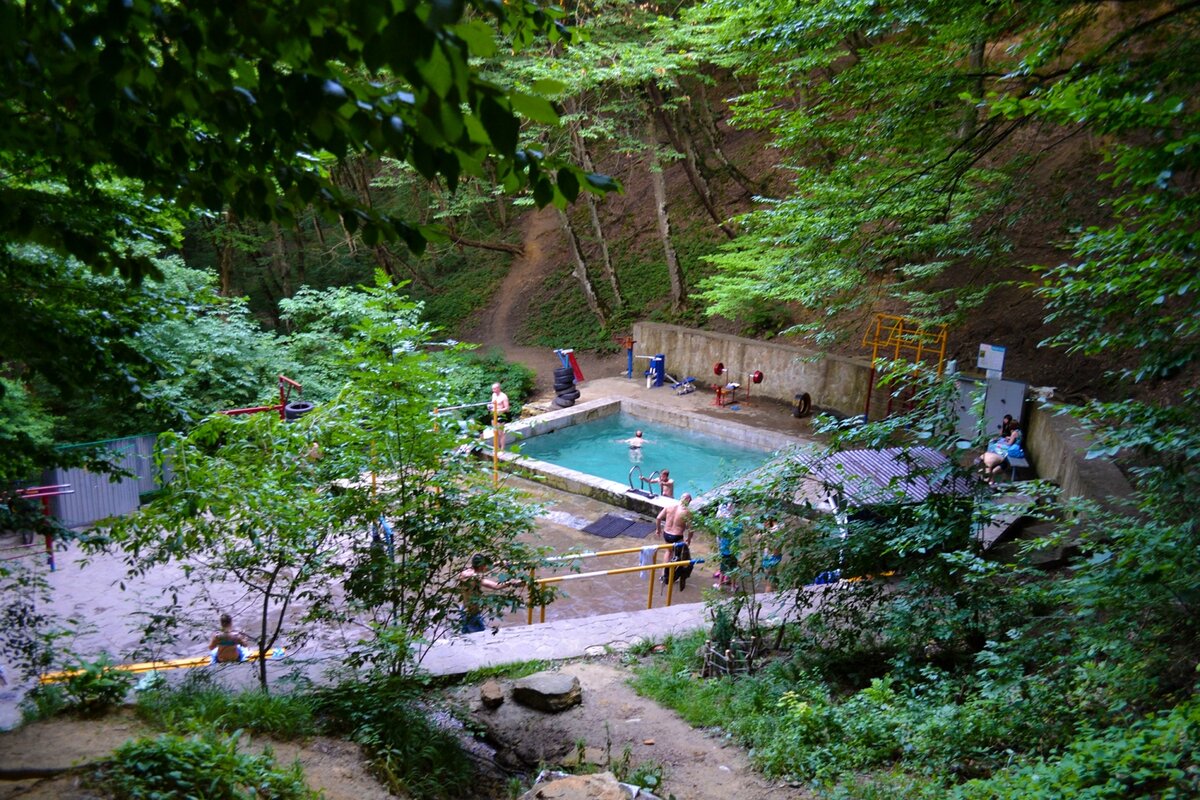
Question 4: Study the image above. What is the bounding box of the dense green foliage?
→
[1,0,603,282]
[312,674,475,799]
[136,678,318,741]
[100,733,317,800]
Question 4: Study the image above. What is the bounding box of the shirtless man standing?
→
[656,493,693,545]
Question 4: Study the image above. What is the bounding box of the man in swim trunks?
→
[457,553,519,633]
[656,493,693,546]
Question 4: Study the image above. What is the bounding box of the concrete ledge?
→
[1026,403,1132,510]
[633,321,873,419]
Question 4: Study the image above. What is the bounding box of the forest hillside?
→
[1,2,1197,799]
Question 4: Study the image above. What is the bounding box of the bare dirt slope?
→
[461,206,624,399]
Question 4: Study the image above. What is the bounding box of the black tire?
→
[553,367,574,380]
[552,396,575,409]
[284,400,316,421]
[553,379,576,391]
[557,388,581,401]
[792,392,812,418]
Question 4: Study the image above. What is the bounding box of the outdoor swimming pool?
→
[515,411,773,499]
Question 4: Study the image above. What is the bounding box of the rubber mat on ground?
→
[622,521,657,539]
[581,514,636,538]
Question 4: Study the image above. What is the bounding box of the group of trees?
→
[1,0,1197,793]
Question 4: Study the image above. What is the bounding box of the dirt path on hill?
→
[462,207,623,399]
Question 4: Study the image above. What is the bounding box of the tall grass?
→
[136,679,317,740]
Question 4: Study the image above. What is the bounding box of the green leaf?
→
[510,92,559,125]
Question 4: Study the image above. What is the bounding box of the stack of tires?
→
[553,366,580,409]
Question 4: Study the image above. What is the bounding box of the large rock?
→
[480,679,505,709]
[519,771,630,800]
[512,671,582,713]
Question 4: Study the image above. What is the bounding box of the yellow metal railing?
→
[524,543,697,624]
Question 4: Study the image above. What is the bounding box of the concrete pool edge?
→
[493,397,804,515]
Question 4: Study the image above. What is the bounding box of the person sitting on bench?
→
[978,420,1024,485]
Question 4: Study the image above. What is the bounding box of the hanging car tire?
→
[557,388,581,401]
[552,396,575,408]
[284,400,316,421]
[553,367,573,380]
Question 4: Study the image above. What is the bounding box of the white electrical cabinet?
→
[955,376,1028,441]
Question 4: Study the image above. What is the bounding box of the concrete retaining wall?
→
[629,322,1132,508]
[1026,404,1132,508]
[631,322,874,419]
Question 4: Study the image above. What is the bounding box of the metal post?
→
[492,403,500,488]
[646,549,657,610]
[527,568,535,625]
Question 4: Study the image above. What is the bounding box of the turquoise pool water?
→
[516,413,772,498]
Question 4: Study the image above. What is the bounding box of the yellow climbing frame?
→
[862,313,949,375]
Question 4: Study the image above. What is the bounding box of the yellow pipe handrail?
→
[524,545,697,624]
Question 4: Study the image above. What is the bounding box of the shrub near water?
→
[99,732,317,800]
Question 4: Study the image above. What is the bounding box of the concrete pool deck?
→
[480,374,825,631]
[0,376,823,726]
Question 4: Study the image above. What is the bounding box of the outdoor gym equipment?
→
[860,313,948,420]
[554,348,585,383]
[220,375,310,421]
[40,648,286,684]
[616,337,671,388]
[712,362,766,407]
[0,484,73,571]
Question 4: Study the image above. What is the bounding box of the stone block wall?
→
[1026,403,1132,508]
[628,322,1133,507]
[630,322,874,418]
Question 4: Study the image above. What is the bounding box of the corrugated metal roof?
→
[798,446,973,506]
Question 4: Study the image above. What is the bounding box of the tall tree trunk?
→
[291,224,307,289]
[693,80,759,196]
[218,210,236,297]
[645,82,735,239]
[558,208,607,326]
[563,101,623,308]
[958,40,986,141]
[646,113,687,312]
[270,221,290,299]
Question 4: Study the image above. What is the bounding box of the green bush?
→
[99,732,317,799]
[313,675,473,799]
[954,699,1200,800]
[58,656,135,717]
